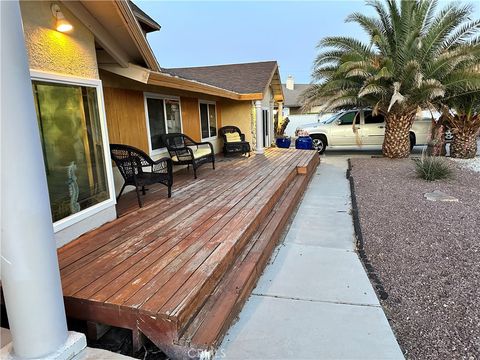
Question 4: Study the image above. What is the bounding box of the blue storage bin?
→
[276,137,291,148]
[295,136,313,150]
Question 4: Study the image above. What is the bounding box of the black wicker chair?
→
[219,126,251,156]
[163,133,215,179]
[110,144,173,208]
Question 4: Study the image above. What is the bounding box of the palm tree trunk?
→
[382,112,416,158]
[450,130,478,158]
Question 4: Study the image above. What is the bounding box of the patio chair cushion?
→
[171,147,212,162]
[225,133,242,143]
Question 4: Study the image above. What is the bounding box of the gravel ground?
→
[451,157,480,173]
[351,158,480,360]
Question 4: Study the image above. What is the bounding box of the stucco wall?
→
[219,100,254,144]
[20,1,99,79]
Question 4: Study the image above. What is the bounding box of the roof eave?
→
[148,71,244,100]
[263,63,284,102]
[115,0,160,72]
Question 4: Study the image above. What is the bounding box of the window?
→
[32,80,110,223]
[364,111,385,124]
[199,101,217,139]
[339,112,357,125]
[145,94,182,153]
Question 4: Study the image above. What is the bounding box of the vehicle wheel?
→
[409,133,415,151]
[311,135,327,154]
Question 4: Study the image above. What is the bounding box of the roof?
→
[66,1,160,71]
[282,84,312,108]
[129,1,161,33]
[164,61,279,95]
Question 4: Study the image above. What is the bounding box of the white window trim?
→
[30,69,116,233]
[144,92,183,156]
[199,100,218,141]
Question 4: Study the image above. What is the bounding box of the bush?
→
[413,156,454,181]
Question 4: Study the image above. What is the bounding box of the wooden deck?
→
[58,148,319,359]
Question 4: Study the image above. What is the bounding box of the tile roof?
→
[164,61,278,94]
[282,84,312,108]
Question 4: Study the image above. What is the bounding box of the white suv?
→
[296,109,433,154]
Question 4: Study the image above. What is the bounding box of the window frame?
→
[363,111,385,125]
[198,100,218,140]
[338,111,357,126]
[144,92,183,156]
[30,69,116,233]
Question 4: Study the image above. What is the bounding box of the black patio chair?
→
[163,133,215,179]
[110,144,173,208]
[219,126,251,156]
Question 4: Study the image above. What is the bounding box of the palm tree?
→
[302,0,480,158]
[442,92,480,158]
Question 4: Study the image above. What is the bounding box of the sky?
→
[134,0,480,83]
[136,1,375,84]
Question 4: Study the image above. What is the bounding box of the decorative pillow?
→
[225,133,241,142]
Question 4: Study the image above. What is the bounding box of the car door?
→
[329,111,360,146]
[361,111,386,145]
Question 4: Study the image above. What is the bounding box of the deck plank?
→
[57,148,320,357]
[120,152,299,312]
[84,154,291,303]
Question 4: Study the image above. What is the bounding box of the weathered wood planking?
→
[57,148,320,359]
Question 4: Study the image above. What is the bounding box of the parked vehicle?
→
[296,109,434,154]
[283,113,335,137]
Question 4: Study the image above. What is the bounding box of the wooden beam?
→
[60,1,130,68]
[100,63,150,84]
[239,93,263,100]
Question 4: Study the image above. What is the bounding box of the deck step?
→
[173,169,312,357]
[136,154,302,334]
[58,149,319,360]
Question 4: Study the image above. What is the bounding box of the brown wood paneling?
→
[216,102,222,129]
[180,97,201,141]
[103,87,149,153]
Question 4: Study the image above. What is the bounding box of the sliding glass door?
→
[145,94,182,155]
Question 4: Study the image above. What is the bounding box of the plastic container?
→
[275,137,292,148]
[295,136,313,150]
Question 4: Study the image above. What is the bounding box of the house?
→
[282,75,321,115]
[2,2,318,360]
[17,0,283,247]
[102,60,283,197]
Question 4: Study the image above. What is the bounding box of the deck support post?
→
[0,1,86,359]
[255,100,264,154]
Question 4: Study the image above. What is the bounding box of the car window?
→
[364,111,385,124]
[339,112,356,125]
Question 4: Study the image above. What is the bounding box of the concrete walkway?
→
[216,155,404,360]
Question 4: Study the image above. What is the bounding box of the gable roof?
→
[165,61,280,95]
[130,1,161,33]
[282,84,312,108]
[64,0,160,71]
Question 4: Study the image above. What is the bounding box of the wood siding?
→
[102,85,252,156]
[180,97,201,142]
[103,87,149,153]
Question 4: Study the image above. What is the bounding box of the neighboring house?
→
[282,75,321,115]
[17,0,284,248]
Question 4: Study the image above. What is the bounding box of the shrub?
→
[413,156,454,181]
